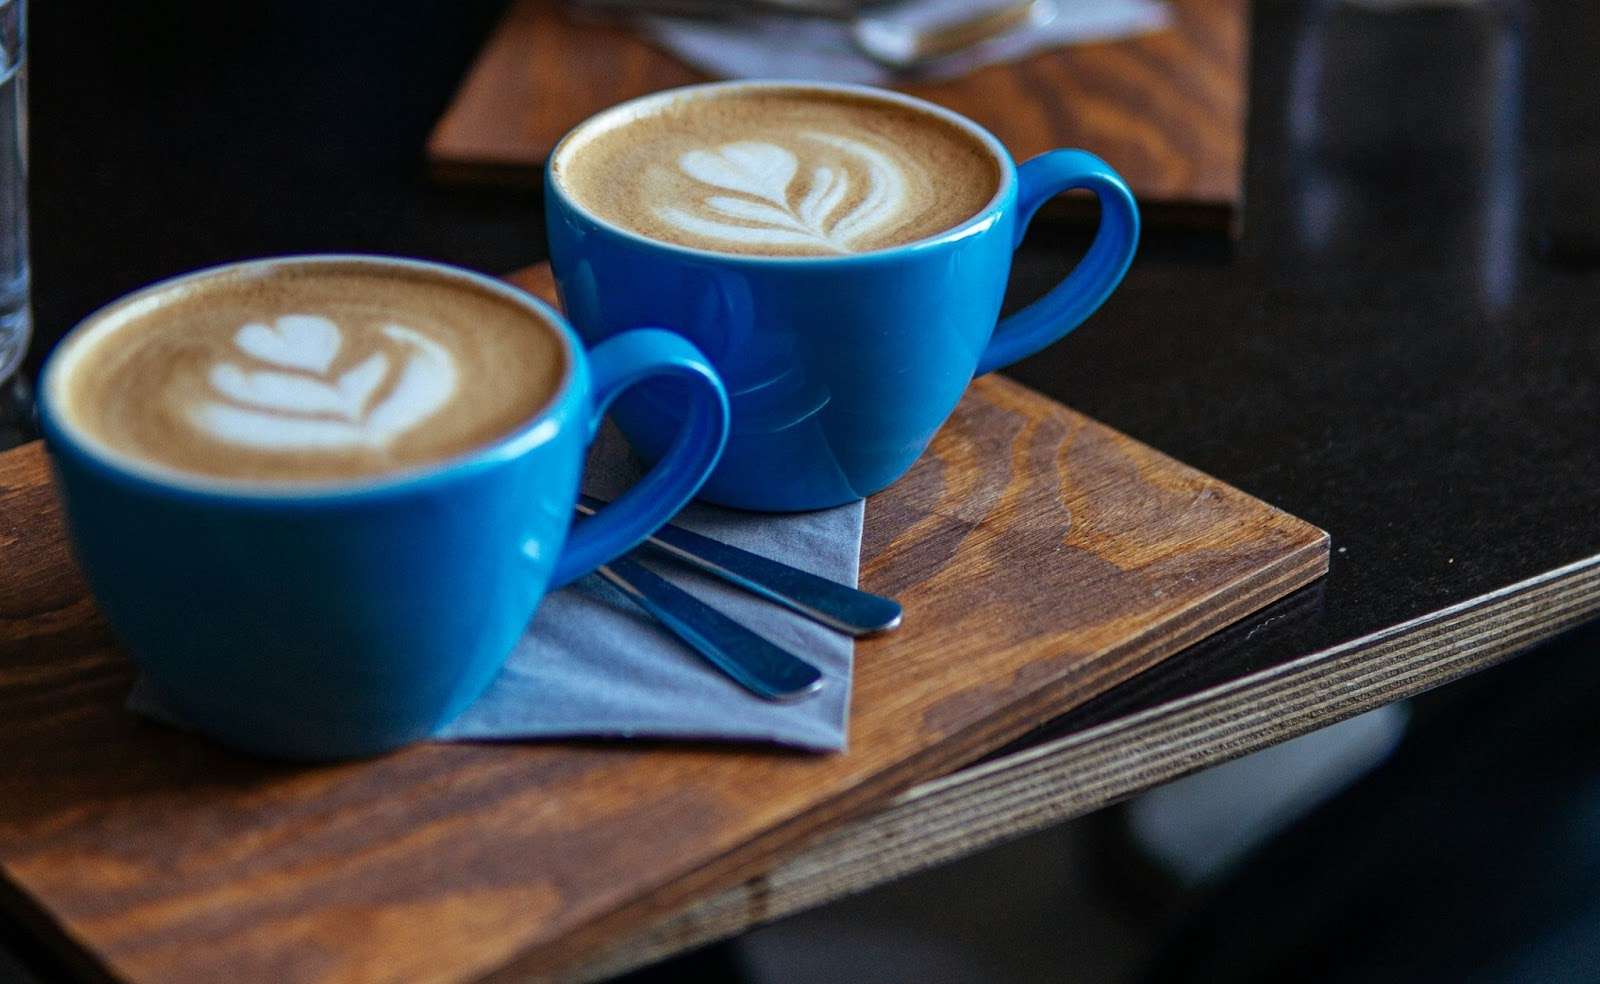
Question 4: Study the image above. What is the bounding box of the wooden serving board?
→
[427,0,1250,234]
[0,264,1325,984]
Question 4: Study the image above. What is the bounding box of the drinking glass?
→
[0,0,27,386]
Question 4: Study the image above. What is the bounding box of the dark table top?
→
[4,0,1599,974]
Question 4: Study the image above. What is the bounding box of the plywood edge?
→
[425,156,544,191]
[570,552,1600,982]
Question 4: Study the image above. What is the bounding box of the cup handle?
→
[975,150,1141,377]
[550,329,730,588]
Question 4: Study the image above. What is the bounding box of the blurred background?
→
[4,0,1600,981]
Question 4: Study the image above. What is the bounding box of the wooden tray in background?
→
[428,0,1251,234]
[0,264,1324,984]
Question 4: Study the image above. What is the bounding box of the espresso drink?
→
[552,87,1001,257]
[52,260,566,484]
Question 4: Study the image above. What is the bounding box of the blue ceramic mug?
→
[39,255,730,760]
[546,80,1140,511]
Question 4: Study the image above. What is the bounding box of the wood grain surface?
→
[426,0,1249,233]
[0,265,1325,984]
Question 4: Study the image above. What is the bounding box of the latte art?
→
[553,87,1000,258]
[52,261,565,484]
[191,315,458,450]
[659,134,907,254]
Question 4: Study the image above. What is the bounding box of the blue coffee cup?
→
[546,80,1139,511]
[38,255,731,760]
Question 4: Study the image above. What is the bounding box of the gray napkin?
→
[129,424,860,752]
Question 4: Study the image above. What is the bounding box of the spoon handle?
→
[579,496,902,636]
[598,556,825,702]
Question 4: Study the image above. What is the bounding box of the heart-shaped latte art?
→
[209,351,390,422]
[234,314,343,374]
[679,142,798,206]
[657,132,908,253]
[188,315,458,451]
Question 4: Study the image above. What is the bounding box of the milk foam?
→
[52,260,566,485]
[656,133,907,254]
[553,87,1002,258]
[189,316,458,450]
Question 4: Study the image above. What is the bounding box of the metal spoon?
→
[852,0,1058,69]
[598,556,825,701]
[578,495,902,636]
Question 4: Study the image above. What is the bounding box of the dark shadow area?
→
[1145,618,1600,984]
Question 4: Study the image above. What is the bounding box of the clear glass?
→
[0,0,27,385]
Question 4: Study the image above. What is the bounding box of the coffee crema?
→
[552,88,1002,258]
[52,261,566,484]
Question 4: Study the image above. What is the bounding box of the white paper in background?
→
[638,0,1172,85]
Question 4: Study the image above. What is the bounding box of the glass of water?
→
[0,0,26,386]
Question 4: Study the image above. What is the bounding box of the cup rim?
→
[546,79,1017,265]
[40,254,583,504]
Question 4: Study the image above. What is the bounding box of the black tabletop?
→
[12,0,1599,790]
